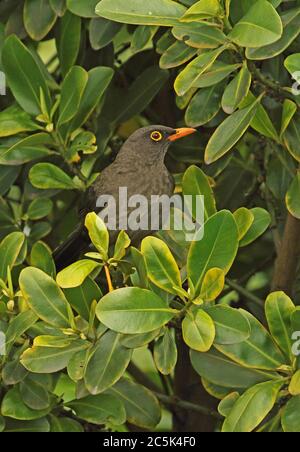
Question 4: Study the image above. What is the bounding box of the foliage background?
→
[0,0,300,433]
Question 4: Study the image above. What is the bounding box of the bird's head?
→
[118,125,197,164]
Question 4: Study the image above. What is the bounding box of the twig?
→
[226,278,264,307]
[104,265,114,292]
[155,393,222,420]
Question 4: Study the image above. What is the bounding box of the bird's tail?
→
[53,227,89,272]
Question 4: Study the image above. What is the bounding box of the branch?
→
[272,212,300,296]
[155,393,221,420]
[225,278,264,307]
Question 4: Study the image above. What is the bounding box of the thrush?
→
[54,125,196,269]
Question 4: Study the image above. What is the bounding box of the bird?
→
[54,125,196,270]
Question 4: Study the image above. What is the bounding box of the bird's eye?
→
[150,131,163,142]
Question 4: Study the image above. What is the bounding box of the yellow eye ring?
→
[151,131,163,142]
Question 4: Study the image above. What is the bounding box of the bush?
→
[0,0,300,433]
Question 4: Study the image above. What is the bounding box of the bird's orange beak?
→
[168,127,197,142]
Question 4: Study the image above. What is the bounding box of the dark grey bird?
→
[54,125,196,269]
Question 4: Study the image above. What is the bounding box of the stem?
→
[104,265,114,293]
[272,212,300,296]
[225,278,264,307]
[156,393,221,420]
[248,62,294,101]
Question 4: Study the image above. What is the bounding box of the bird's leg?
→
[104,265,114,292]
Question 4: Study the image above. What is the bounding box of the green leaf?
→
[0,232,26,282]
[5,310,38,354]
[64,277,102,320]
[284,53,300,76]
[85,212,109,259]
[205,95,261,164]
[172,22,226,49]
[228,0,282,48]
[121,329,161,349]
[222,380,283,432]
[29,163,78,190]
[199,268,225,301]
[141,237,181,295]
[283,114,300,162]
[183,165,217,221]
[27,198,53,220]
[67,0,99,18]
[0,105,40,137]
[174,46,226,96]
[58,66,88,125]
[215,309,286,370]
[85,330,132,394]
[131,25,158,53]
[3,418,50,432]
[49,416,84,432]
[280,100,297,138]
[108,378,161,429]
[68,66,114,131]
[113,230,131,261]
[239,207,271,247]
[30,241,56,277]
[265,291,295,359]
[57,11,81,76]
[205,305,251,345]
[246,7,300,60]
[0,166,20,196]
[24,0,57,41]
[50,0,66,16]
[105,67,168,125]
[160,41,197,70]
[286,173,300,219]
[218,392,240,417]
[95,0,186,26]
[89,17,121,50]
[1,387,51,420]
[2,35,51,116]
[193,61,241,88]
[180,0,222,21]
[0,133,53,166]
[185,83,223,127]
[233,207,254,240]
[21,340,89,373]
[190,348,281,388]
[96,287,177,334]
[67,393,126,425]
[20,374,52,410]
[282,395,300,432]
[222,62,252,114]
[240,92,279,142]
[57,260,101,289]
[187,210,239,296]
[289,370,300,396]
[19,267,71,328]
[153,328,177,375]
[182,308,215,352]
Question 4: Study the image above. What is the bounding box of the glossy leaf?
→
[222,63,252,114]
[85,330,132,394]
[205,95,261,164]
[222,380,283,432]
[182,309,215,352]
[239,207,271,247]
[58,66,88,125]
[172,22,226,49]
[229,0,283,48]
[0,232,26,282]
[24,0,57,41]
[1,387,51,420]
[84,212,109,259]
[19,267,71,328]
[154,328,177,375]
[185,83,223,127]
[233,207,254,240]
[96,287,177,334]
[187,210,239,296]
[141,237,181,295]
[29,163,78,190]
[205,305,251,345]
[265,291,295,359]
[95,0,186,26]
[57,260,101,289]
[180,0,222,21]
[282,395,300,432]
